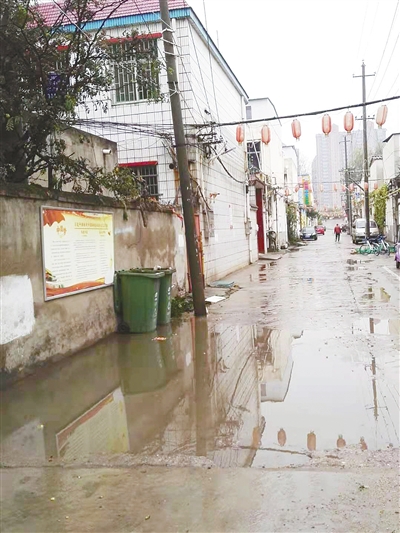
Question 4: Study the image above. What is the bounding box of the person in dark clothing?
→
[334,224,342,243]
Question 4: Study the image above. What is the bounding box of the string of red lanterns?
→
[236,104,389,145]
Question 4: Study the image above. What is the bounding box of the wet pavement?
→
[1,223,399,532]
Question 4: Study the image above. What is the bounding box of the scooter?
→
[395,233,400,269]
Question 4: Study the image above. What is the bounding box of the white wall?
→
[383,134,400,242]
[246,98,288,248]
[77,14,253,283]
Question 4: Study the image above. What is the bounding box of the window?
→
[247,141,261,172]
[246,105,252,120]
[139,164,159,197]
[120,162,159,198]
[113,38,159,103]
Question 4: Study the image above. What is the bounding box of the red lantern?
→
[291,119,301,140]
[342,184,346,192]
[374,182,378,190]
[261,125,271,145]
[322,114,331,136]
[236,125,244,144]
[364,182,369,191]
[344,111,354,134]
[376,105,388,128]
[349,183,354,192]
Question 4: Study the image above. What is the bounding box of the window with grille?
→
[137,164,159,198]
[113,38,159,103]
[247,141,261,172]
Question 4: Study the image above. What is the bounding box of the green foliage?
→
[306,207,319,220]
[0,0,163,185]
[286,203,299,243]
[370,184,388,233]
[171,295,194,318]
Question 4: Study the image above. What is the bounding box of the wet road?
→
[1,222,399,532]
[2,223,398,467]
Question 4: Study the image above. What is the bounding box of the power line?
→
[356,0,370,64]
[190,94,400,128]
[203,0,220,125]
[368,0,399,98]
[372,32,400,98]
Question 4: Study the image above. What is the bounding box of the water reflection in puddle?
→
[361,287,390,302]
[352,317,399,335]
[1,321,398,468]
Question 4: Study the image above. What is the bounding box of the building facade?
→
[40,0,259,283]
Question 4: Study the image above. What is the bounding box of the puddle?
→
[352,317,399,335]
[1,322,398,468]
[361,287,390,302]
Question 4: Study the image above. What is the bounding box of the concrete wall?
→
[0,185,187,376]
[31,127,118,191]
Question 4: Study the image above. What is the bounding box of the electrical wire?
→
[372,33,400,99]
[190,94,400,128]
[368,0,399,99]
[202,0,220,125]
[355,0,370,64]
[188,22,212,118]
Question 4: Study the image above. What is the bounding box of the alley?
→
[1,223,399,533]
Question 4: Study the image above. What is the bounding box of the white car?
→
[352,218,379,244]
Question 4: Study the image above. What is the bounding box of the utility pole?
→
[354,61,375,238]
[159,0,206,316]
[340,137,352,235]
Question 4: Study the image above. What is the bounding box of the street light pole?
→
[354,61,375,239]
[159,0,206,316]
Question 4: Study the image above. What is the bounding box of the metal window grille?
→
[247,141,261,172]
[137,165,159,198]
[113,39,159,103]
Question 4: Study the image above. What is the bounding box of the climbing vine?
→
[370,184,388,233]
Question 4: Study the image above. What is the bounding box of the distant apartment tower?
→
[313,121,386,211]
[338,121,387,168]
[312,123,341,209]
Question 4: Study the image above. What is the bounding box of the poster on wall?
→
[41,207,114,300]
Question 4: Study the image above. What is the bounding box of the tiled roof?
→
[36,0,189,27]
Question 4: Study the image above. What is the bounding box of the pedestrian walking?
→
[334,224,342,243]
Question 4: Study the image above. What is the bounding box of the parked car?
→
[316,225,325,235]
[352,218,379,244]
[301,226,318,241]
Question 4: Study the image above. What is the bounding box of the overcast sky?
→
[188,0,400,165]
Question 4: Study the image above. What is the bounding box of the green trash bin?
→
[127,267,176,325]
[157,268,176,325]
[114,270,165,333]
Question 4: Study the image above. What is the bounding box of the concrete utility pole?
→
[340,137,352,235]
[354,61,375,238]
[159,0,206,316]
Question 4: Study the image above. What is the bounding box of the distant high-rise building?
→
[339,121,387,169]
[312,121,386,211]
[313,123,341,210]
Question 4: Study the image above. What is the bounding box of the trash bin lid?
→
[117,270,165,279]
[131,267,176,274]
